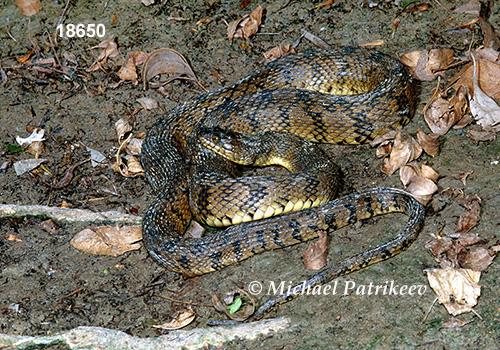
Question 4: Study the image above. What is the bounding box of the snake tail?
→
[251,187,425,320]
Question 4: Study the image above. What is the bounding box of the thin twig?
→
[154,294,212,307]
[433,0,451,12]
[61,287,89,300]
[87,43,109,74]
[28,19,41,57]
[54,0,72,45]
[4,24,19,43]
[46,31,62,67]
[421,297,438,324]
[422,76,441,115]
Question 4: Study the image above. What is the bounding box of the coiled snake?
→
[141,47,425,320]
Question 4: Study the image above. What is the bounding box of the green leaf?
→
[401,0,418,9]
[228,297,243,314]
[7,144,23,153]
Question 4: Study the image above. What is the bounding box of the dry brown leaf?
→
[227,5,262,44]
[187,220,205,238]
[400,49,454,81]
[117,56,138,82]
[124,138,142,156]
[196,18,213,26]
[453,0,481,16]
[48,159,88,190]
[15,0,41,16]
[136,97,158,110]
[375,143,392,158]
[457,196,481,233]
[421,162,439,182]
[126,156,144,174]
[451,60,500,100]
[141,48,203,90]
[426,267,481,316]
[472,47,500,63]
[263,44,296,63]
[381,131,422,176]
[466,127,497,142]
[416,129,440,157]
[127,156,144,176]
[242,5,262,40]
[458,246,496,272]
[428,49,454,72]
[402,3,430,13]
[458,171,472,186]
[392,18,400,36]
[440,318,472,329]
[212,288,255,321]
[93,37,119,60]
[23,126,46,156]
[112,155,144,177]
[35,57,56,66]
[70,225,142,256]
[400,162,438,205]
[118,51,150,82]
[424,235,454,259]
[424,97,459,134]
[129,51,150,66]
[425,232,488,269]
[403,174,437,206]
[16,50,34,64]
[27,141,45,156]
[360,40,385,48]
[0,68,7,87]
[5,233,22,242]
[226,20,241,44]
[424,86,469,135]
[113,121,144,177]
[39,219,58,234]
[468,55,500,132]
[62,51,78,65]
[456,232,486,247]
[87,37,118,72]
[359,39,385,47]
[152,308,196,330]
[115,118,133,143]
[371,131,398,145]
[300,29,330,49]
[302,231,328,270]
[479,17,500,50]
[313,0,335,9]
[442,188,465,200]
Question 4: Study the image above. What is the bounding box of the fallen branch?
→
[0,204,141,225]
[0,318,291,350]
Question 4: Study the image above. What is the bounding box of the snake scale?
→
[141,47,425,319]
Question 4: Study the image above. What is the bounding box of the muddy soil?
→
[1,0,499,349]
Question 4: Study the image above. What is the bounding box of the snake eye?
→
[212,134,220,144]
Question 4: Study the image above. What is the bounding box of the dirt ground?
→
[1,0,499,349]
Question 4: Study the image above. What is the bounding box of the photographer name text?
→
[248,280,427,297]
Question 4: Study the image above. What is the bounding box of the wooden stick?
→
[0,204,141,225]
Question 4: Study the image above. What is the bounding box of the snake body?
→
[141,47,424,318]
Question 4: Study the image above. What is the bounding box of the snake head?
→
[198,126,259,165]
